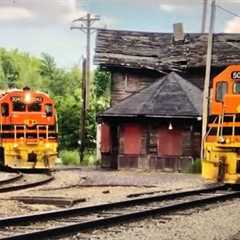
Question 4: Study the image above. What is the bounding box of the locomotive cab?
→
[203,65,240,184]
[0,88,58,169]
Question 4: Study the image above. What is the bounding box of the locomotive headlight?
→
[24,92,32,103]
[13,143,18,149]
[226,138,231,144]
[218,136,225,144]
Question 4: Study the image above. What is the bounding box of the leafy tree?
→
[39,53,56,79]
[0,49,112,157]
[0,53,19,88]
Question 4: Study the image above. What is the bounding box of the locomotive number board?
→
[232,71,240,80]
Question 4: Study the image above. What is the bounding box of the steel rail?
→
[0,174,54,193]
[1,189,240,240]
[0,173,22,186]
[0,184,225,226]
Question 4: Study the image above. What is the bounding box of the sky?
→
[1,0,240,68]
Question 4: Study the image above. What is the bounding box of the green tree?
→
[39,53,56,79]
[0,53,19,88]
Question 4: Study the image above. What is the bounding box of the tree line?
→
[0,48,111,152]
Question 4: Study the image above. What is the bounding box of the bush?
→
[60,150,80,165]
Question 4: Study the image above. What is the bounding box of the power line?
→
[216,4,240,18]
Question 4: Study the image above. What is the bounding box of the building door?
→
[158,127,183,169]
[119,123,143,168]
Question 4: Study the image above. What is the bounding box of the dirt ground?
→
[0,169,239,240]
[0,169,204,216]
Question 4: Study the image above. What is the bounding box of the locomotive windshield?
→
[13,101,26,112]
[28,102,41,112]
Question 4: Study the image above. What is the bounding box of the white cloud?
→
[224,17,240,33]
[0,6,33,21]
[160,4,176,12]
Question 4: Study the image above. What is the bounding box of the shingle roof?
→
[95,28,240,72]
[99,72,202,118]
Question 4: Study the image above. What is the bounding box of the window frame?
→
[215,81,228,102]
[28,102,42,112]
[12,101,26,112]
[45,104,53,117]
[1,103,9,117]
[233,81,240,94]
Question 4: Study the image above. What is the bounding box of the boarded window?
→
[101,123,111,153]
[122,124,142,154]
[158,128,183,156]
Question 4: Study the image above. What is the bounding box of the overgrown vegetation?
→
[189,158,202,174]
[0,48,111,165]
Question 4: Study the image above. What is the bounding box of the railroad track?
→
[0,173,53,193]
[0,173,22,186]
[0,184,239,240]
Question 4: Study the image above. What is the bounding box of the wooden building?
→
[94,28,240,171]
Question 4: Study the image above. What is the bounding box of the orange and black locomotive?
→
[0,87,58,169]
[203,65,240,184]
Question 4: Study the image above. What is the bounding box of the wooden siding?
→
[111,71,159,106]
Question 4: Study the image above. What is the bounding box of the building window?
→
[124,74,138,93]
[216,81,227,102]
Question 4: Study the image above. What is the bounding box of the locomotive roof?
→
[98,72,202,119]
[95,28,240,73]
[0,89,50,99]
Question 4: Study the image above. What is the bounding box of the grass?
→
[60,150,80,165]
[189,158,202,174]
[59,148,99,166]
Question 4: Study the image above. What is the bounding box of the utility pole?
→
[80,58,87,162]
[71,13,100,108]
[201,0,216,159]
[201,0,208,33]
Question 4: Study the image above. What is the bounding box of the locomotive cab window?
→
[234,82,240,94]
[216,81,228,102]
[1,103,9,116]
[28,102,41,112]
[13,101,26,112]
[45,104,53,116]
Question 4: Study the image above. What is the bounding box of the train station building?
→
[94,27,240,171]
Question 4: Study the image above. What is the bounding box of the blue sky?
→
[0,0,240,68]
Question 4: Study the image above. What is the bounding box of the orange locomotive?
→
[203,65,240,183]
[0,87,58,169]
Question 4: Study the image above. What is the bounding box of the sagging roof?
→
[95,28,240,73]
[99,72,202,119]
